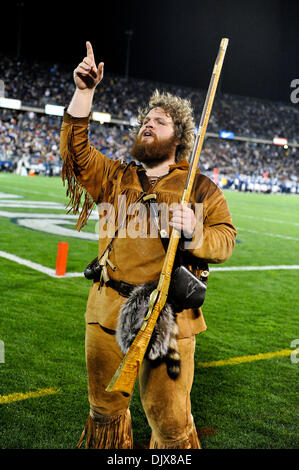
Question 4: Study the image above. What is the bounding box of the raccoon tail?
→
[165,322,181,379]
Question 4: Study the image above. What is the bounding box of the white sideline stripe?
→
[238,227,299,241]
[1,250,299,278]
[0,251,56,277]
[210,265,299,272]
[0,251,83,278]
[235,213,299,227]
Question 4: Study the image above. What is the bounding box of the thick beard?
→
[131,133,177,167]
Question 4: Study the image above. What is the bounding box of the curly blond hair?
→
[132,89,195,162]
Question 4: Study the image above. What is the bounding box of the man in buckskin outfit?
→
[60,41,236,449]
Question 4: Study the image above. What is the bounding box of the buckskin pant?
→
[78,322,201,449]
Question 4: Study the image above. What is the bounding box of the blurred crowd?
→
[0,54,298,194]
[0,108,135,175]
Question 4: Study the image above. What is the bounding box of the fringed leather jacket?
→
[60,111,236,338]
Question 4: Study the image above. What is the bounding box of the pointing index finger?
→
[86,41,95,61]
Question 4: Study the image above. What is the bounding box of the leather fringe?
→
[149,425,201,449]
[61,124,94,231]
[77,410,133,449]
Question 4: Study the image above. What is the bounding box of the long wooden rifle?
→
[106,38,229,397]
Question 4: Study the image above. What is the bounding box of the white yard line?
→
[0,185,64,199]
[0,202,66,209]
[0,193,22,199]
[1,250,299,278]
[0,210,98,220]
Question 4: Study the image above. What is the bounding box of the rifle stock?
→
[106,38,229,396]
[105,289,165,396]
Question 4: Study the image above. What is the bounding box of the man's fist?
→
[74,41,104,90]
[169,204,196,238]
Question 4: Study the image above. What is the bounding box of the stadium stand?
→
[0,54,298,194]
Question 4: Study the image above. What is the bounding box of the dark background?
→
[0,0,298,102]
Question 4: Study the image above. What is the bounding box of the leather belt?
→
[105,278,137,298]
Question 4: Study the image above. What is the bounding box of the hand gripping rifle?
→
[106,38,229,397]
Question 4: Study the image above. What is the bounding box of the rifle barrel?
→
[185,38,229,192]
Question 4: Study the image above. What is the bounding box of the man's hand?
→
[74,41,104,90]
[169,204,196,238]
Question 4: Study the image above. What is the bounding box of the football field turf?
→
[0,173,298,449]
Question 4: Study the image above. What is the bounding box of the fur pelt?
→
[116,282,181,379]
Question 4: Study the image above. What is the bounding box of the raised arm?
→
[68,41,104,117]
[60,42,119,230]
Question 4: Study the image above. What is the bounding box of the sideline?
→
[1,250,299,277]
[238,227,299,241]
[209,265,299,272]
[0,250,83,277]
[234,213,299,227]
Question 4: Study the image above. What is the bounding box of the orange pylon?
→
[55,242,69,276]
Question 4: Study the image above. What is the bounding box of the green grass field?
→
[0,173,298,449]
